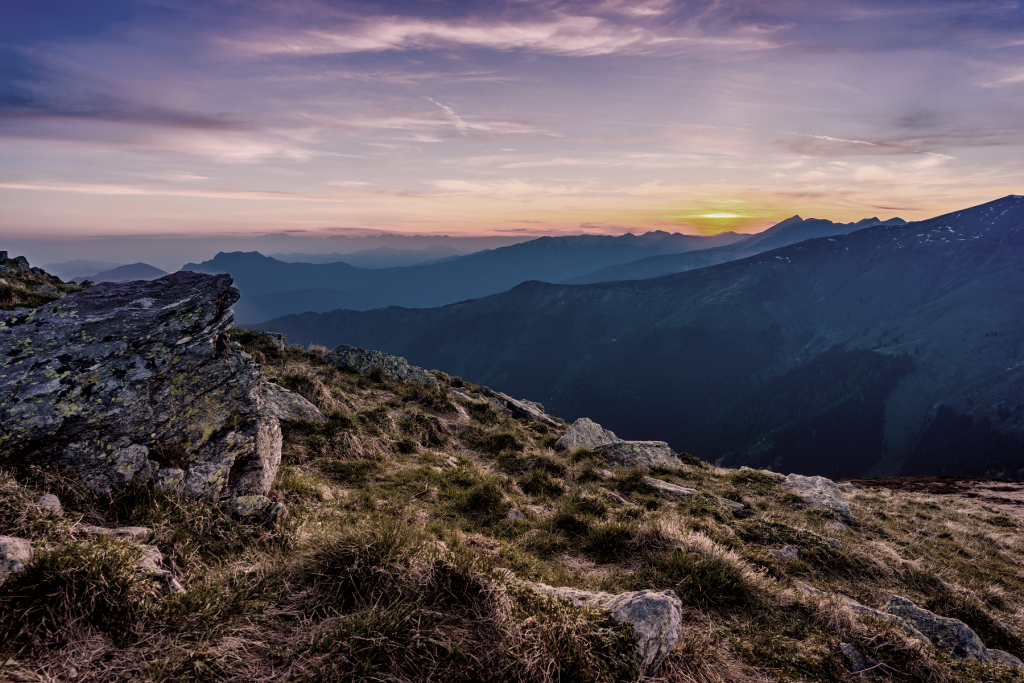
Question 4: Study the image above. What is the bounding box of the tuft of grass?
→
[0,537,157,649]
[519,469,565,499]
[582,521,637,563]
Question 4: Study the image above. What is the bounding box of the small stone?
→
[155,467,185,492]
[264,382,327,423]
[829,539,841,550]
[37,493,62,514]
[221,495,272,520]
[836,482,859,491]
[448,456,459,467]
[80,525,154,543]
[915,529,936,538]
[138,545,184,593]
[267,501,289,526]
[645,477,697,498]
[841,643,867,673]
[826,520,850,533]
[0,535,32,575]
[772,545,800,562]
[507,508,526,521]
[600,469,613,479]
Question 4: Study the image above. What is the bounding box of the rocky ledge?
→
[0,272,319,502]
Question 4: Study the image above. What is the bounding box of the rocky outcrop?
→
[781,474,854,523]
[324,344,438,387]
[520,580,683,677]
[0,535,32,576]
[989,649,1024,671]
[0,251,88,311]
[554,417,619,451]
[0,272,293,502]
[882,596,992,662]
[596,441,682,469]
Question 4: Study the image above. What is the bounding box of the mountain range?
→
[269,244,469,269]
[248,196,1024,479]
[564,216,905,284]
[185,230,747,324]
[72,262,168,283]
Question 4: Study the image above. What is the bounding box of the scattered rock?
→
[717,497,754,518]
[520,581,683,677]
[915,529,936,538]
[323,344,438,387]
[264,382,327,423]
[826,520,851,533]
[989,649,1024,671]
[837,482,859,491]
[600,469,613,479]
[794,583,930,643]
[480,386,560,427]
[80,525,154,544]
[0,272,285,503]
[596,441,682,470]
[138,544,184,593]
[882,596,991,662]
[507,508,526,521]
[772,545,800,562]
[0,536,32,576]
[781,474,854,523]
[554,417,619,451]
[221,495,288,525]
[644,477,697,498]
[841,642,868,673]
[36,493,61,514]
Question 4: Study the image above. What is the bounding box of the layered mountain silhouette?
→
[72,262,168,283]
[184,231,746,324]
[270,244,468,268]
[564,215,905,284]
[249,196,1024,479]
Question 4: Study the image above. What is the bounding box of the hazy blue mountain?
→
[184,231,747,324]
[73,262,168,283]
[563,215,905,284]
[42,259,122,281]
[270,244,470,268]
[249,196,1024,479]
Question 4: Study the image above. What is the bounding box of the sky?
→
[2,0,1024,245]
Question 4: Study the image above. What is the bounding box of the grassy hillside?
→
[4,335,1024,682]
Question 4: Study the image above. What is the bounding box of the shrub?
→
[632,539,759,610]
[454,481,509,518]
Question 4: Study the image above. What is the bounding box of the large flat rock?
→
[595,440,682,470]
[0,272,287,502]
[781,474,854,523]
[554,417,619,451]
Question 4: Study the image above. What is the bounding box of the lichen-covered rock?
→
[264,382,327,423]
[323,344,438,387]
[781,474,854,523]
[772,545,800,562]
[0,535,32,576]
[521,581,683,676]
[554,417,619,451]
[221,494,287,525]
[840,643,868,673]
[882,595,992,662]
[0,251,88,311]
[0,271,283,502]
[596,441,682,469]
[156,467,185,492]
[644,477,697,498]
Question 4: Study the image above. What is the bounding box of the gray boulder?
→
[0,535,32,576]
[554,417,619,451]
[882,596,992,662]
[596,441,682,469]
[772,545,800,562]
[0,272,284,503]
[521,581,683,676]
[781,474,854,523]
[323,345,438,387]
[264,382,327,423]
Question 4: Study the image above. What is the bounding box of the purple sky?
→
[2,0,1023,242]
